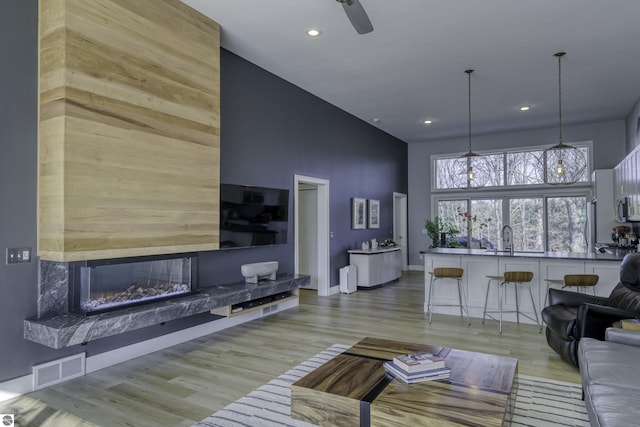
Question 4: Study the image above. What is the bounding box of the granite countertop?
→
[25,274,309,349]
[348,247,401,254]
[420,247,635,261]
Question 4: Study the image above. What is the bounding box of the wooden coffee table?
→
[291,337,518,427]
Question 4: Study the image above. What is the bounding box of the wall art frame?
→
[368,199,380,228]
[351,197,367,229]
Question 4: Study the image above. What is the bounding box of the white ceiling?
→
[183,0,640,143]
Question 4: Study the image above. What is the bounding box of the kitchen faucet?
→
[502,225,514,255]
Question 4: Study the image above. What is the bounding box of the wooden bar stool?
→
[543,274,599,307]
[427,267,470,325]
[483,271,541,334]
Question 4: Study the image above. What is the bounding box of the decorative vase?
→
[440,233,447,247]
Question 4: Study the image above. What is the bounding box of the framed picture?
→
[368,199,380,228]
[351,197,366,229]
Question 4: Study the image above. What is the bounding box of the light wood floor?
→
[1,271,579,427]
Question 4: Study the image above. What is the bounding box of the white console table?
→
[348,247,402,288]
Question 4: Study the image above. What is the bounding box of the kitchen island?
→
[421,248,633,324]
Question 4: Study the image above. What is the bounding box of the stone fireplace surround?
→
[25,260,308,349]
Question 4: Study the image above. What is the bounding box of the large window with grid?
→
[434,145,589,190]
[432,143,591,252]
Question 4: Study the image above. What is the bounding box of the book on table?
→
[393,351,446,373]
[621,319,640,331]
[383,361,451,384]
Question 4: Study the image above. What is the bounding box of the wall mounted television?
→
[219,183,289,248]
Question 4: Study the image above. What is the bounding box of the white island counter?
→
[420,248,631,325]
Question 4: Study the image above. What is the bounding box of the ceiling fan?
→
[336,0,373,34]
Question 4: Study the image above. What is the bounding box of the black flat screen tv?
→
[219,183,289,248]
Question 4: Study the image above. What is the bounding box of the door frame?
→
[294,175,330,296]
[393,192,408,271]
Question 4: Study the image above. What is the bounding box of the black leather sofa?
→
[541,252,640,366]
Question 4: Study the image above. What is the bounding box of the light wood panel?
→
[0,272,579,426]
[38,0,220,261]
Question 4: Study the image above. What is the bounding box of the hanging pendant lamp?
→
[460,69,486,188]
[543,52,586,185]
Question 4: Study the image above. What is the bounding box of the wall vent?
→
[263,304,279,315]
[33,353,85,390]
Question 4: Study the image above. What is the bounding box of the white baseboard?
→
[0,374,32,402]
[327,285,340,296]
[0,298,298,402]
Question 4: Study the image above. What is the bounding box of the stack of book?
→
[383,351,451,384]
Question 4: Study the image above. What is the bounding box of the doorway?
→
[393,192,408,271]
[294,175,330,296]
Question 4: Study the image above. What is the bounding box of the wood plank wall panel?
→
[38,0,220,261]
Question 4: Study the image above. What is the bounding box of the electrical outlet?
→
[421,228,428,235]
[6,247,31,264]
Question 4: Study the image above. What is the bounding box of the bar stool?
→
[427,267,470,325]
[483,271,541,334]
[543,274,599,307]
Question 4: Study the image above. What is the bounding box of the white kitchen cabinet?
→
[585,260,620,297]
[591,170,616,244]
[539,260,585,307]
[630,149,640,219]
[462,256,499,315]
[348,248,402,288]
[614,145,640,221]
[422,250,626,326]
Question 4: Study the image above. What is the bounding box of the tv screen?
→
[219,183,289,248]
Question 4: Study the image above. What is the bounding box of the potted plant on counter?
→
[425,217,460,248]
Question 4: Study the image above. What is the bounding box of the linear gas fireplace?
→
[68,254,198,316]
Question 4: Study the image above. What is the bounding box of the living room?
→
[2,1,640,426]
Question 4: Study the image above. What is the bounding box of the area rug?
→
[194,344,589,427]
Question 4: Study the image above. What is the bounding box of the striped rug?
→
[194,344,589,427]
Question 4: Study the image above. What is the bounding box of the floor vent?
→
[33,353,86,391]
[263,304,278,315]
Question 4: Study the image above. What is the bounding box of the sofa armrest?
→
[605,327,640,347]
[576,303,637,340]
[548,288,608,307]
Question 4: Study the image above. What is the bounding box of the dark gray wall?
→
[199,50,408,287]
[0,0,407,383]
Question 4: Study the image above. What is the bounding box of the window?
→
[432,143,591,252]
[435,154,504,189]
[509,198,544,251]
[435,195,588,252]
[547,196,588,252]
[434,145,589,190]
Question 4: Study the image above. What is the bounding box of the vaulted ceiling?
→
[183,0,640,143]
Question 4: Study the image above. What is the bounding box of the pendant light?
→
[543,52,586,185]
[460,69,486,188]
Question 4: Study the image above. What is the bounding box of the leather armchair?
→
[542,253,640,366]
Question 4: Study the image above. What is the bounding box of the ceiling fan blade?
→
[340,0,373,34]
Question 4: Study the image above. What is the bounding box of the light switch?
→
[6,247,31,264]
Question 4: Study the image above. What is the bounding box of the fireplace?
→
[68,254,198,316]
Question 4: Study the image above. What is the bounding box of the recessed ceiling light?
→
[306,29,321,37]
[520,106,530,111]
[372,117,381,123]
[423,120,433,125]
